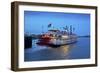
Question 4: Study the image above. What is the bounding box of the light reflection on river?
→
[24,37,90,61]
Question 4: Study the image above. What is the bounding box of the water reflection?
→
[48,44,75,58]
[24,38,90,61]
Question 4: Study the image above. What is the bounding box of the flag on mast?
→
[48,23,52,28]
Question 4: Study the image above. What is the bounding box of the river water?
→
[24,37,90,61]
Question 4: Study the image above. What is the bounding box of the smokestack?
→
[70,25,72,34]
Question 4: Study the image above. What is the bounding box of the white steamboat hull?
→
[49,38,77,46]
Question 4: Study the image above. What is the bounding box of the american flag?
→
[48,23,52,28]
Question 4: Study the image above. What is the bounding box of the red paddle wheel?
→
[37,34,51,45]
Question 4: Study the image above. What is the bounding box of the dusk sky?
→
[24,11,90,36]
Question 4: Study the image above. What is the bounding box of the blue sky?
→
[24,11,90,36]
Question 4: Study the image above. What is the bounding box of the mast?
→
[70,25,75,34]
[70,25,72,34]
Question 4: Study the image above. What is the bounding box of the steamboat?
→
[37,25,77,46]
